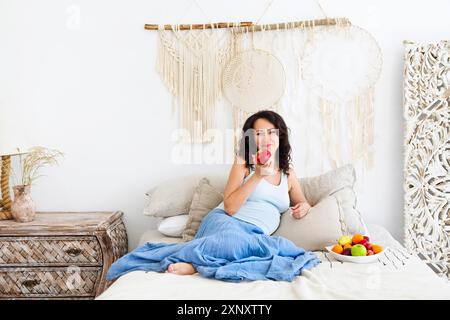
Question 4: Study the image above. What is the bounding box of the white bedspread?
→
[96,224,450,300]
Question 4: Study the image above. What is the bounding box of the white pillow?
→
[157,215,189,237]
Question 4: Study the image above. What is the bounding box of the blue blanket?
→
[106,208,321,282]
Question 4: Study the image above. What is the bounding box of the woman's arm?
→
[288,167,311,219]
[222,156,263,216]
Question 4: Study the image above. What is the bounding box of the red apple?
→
[359,239,368,246]
[341,248,352,256]
[363,236,370,242]
[256,150,271,165]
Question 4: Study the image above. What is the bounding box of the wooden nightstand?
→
[0,211,128,299]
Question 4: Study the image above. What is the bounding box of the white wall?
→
[1,0,449,249]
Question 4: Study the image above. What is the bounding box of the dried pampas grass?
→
[15,146,64,186]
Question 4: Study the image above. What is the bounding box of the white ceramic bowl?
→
[325,245,386,264]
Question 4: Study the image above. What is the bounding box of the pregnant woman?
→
[107,110,321,282]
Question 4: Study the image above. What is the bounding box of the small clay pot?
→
[11,185,36,223]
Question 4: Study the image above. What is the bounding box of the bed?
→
[96,224,450,300]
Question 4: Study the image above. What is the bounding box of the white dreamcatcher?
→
[300,24,383,172]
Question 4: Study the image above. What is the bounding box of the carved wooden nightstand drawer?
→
[0,211,128,299]
[0,266,102,298]
[0,236,103,266]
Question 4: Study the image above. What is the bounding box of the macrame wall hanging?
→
[156,24,234,143]
[145,0,382,175]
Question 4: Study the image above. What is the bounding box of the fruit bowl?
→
[325,234,386,264]
[325,245,385,264]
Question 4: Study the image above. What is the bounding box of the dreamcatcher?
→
[301,24,382,171]
[222,29,286,151]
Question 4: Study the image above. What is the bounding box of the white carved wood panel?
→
[403,41,450,280]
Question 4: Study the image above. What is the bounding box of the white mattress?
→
[97,224,450,300]
[137,229,184,246]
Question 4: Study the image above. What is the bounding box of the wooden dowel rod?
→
[144,21,254,30]
[244,17,351,32]
[144,17,350,31]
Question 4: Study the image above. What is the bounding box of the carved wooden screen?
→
[403,41,450,280]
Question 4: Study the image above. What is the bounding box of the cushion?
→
[299,164,354,206]
[182,178,224,241]
[143,172,227,218]
[157,214,189,237]
[272,195,344,251]
[299,164,368,236]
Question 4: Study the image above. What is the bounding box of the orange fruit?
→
[372,244,383,254]
[343,243,353,250]
[332,244,343,254]
[352,234,364,245]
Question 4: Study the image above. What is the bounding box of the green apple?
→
[351,244,367,256]
[337,235,352,246]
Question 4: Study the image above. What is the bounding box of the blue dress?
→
[106,169,321,282]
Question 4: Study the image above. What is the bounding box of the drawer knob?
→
[22,279,40,289]
[65,248,82,257]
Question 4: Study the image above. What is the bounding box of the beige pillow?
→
[143,173,227,218]
[272,195,343,251]
[299,164,367,236]
[299,164,354,206]
[182,178,224,241]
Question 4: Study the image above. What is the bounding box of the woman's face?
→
[253,118,279,155]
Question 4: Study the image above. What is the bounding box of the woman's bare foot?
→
[166,262,196,275]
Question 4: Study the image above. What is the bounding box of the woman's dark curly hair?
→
[237,110,292,176]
